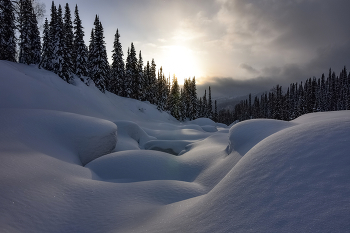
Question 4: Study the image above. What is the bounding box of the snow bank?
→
[113,121,155,151]
[0,60,176,125]
[226,118,295,155]
[1,61,350,233]
[144,139,195,155]
[0,109,117,165]
[132,111,350,233]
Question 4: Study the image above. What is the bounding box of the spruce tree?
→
[202,89,207,118]
[179,88,185,121]
[168,75,181,119]
[52,4,65,78]
[110,29,125,95]
[30,3,41,64]
[73,4,88,81]
[48,2,58,67]
[143,61,151,100]
[87,29,95,83]
[214,100,218,122]
[61,3,74,83]
[18,0,41,65]
[190,77,198,119]
[88,15,109,92]
[124,48,132,97]
[157,67,168,111]
[208,86,213,119]
[39,18,52,70]
[137,50,144,100]
[150,59,157,104]
[129,44,139,99]
[0,0,17,62]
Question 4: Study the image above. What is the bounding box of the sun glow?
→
[161,45,202,84]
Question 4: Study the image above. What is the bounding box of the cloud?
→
[239,63,259,74]
[196,0,350,98]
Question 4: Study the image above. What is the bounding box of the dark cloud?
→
[239,63,259,74]
[198,0,350,99]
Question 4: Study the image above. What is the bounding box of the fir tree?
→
[214,100,218,122]
[0,0,17,62]
[190,77,198,119]
[30,3,41,64]
[124,48,132,97]
[110,29,125,95]
[18,0,41,65]
[143,61,151,100]
[129,44,139,99]
[208,86,213,119]
[48,1,58,68]
[61,3,74,83]
[179,88,185,121]
[156,67,168,111]
[137,50,144,100]
[168,75,180,119]
[73,4,88,81]
[39,18,53,70]
[52,4,65,78]
[88,15,109,92]
[150,59,157,104]
[202,89,207,118]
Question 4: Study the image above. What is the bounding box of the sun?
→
[161,45,201,84]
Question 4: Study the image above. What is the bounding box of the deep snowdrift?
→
[0,61,349,233]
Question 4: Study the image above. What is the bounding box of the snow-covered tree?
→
[110,29,125,95]
[167,75,180,119]
[207,86,213,119]
[149,59,157,104]
[18,0,41,65]
[0,0,17,62]
[73,4,88,81]
[51,4,65,78]
[156,67,168,111]
[60,3,74,83]
[137,50,144,100]
[39,17,54,71]
[125,43,138,98]
[88,15,109,92]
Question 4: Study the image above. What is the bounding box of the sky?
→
[43,0,350,99]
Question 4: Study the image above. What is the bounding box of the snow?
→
[0,60,349,232]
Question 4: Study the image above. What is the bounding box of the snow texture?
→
[0,60,349,233]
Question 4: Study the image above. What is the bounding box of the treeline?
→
[0,0,218,122]
[218,67,350,125]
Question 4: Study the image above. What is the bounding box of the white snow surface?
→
[0,60,350,232]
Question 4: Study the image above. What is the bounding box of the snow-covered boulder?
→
[113,121,156,151]
[226,118,294,155]
[0,109,117,166]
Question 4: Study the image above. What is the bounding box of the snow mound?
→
[135,111,350,233]
[215,122,228,128]
[113,121,156,151]
[0,109,117,165]
[226,119,295,155]
[86,150,198,182]
[200,125,218,132]
[189,117,216,126]
[144,139,195,155]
